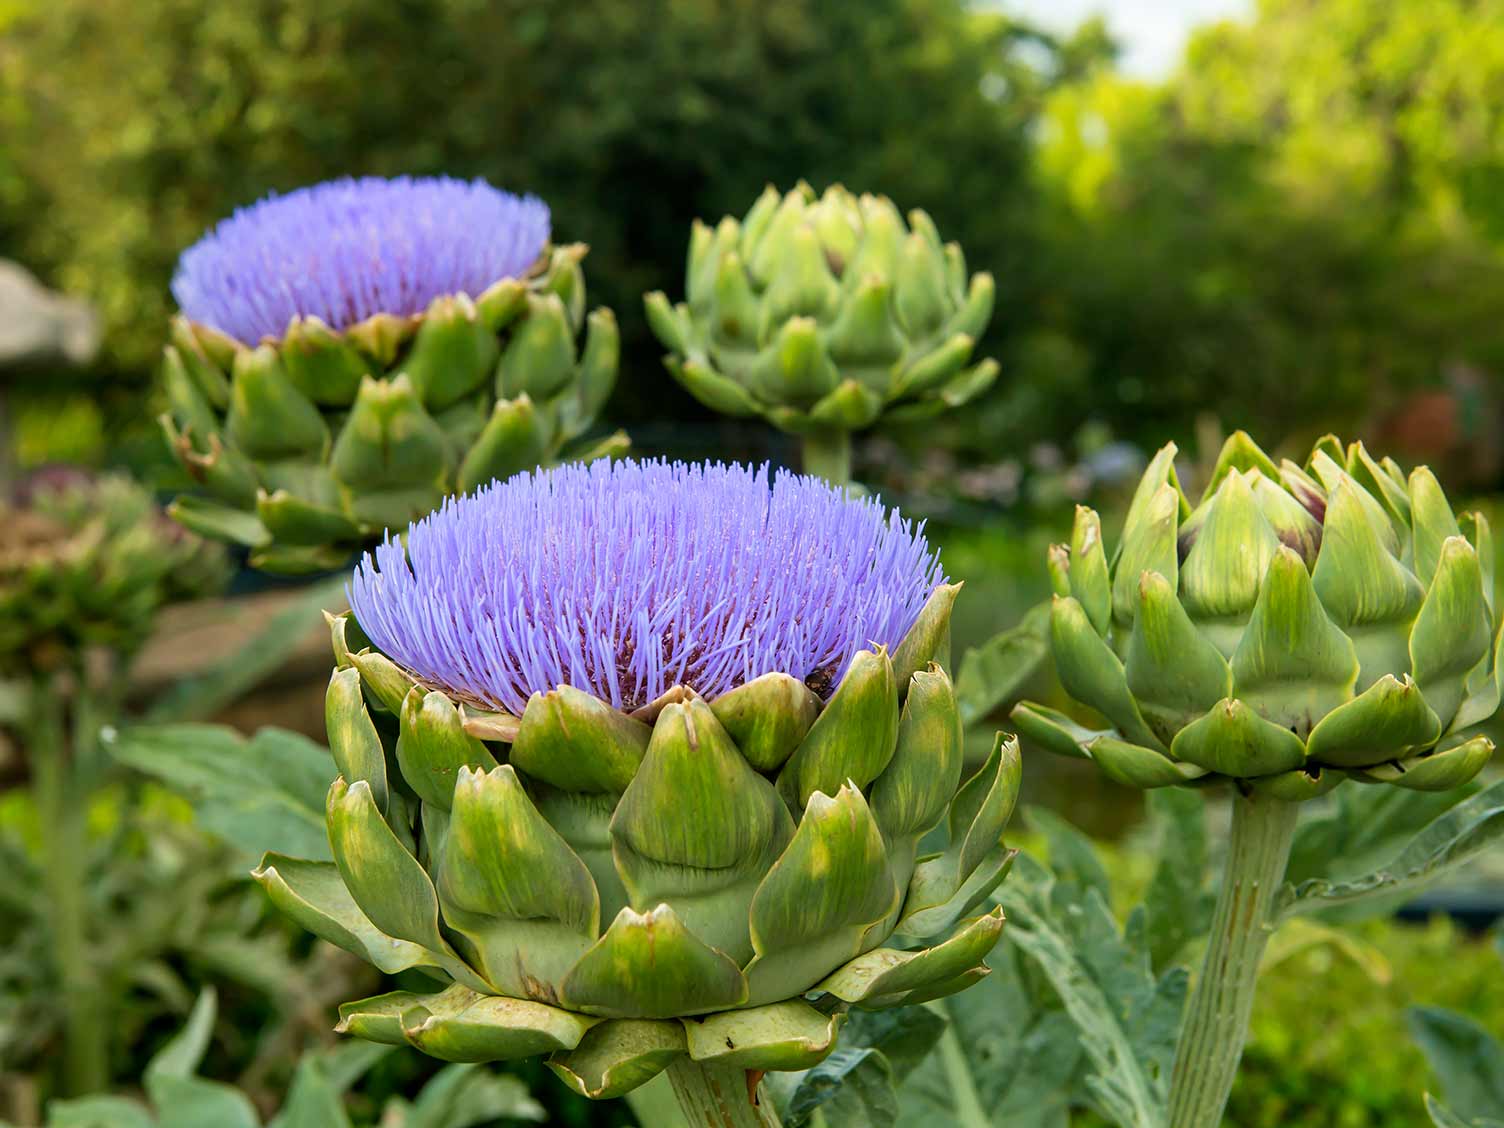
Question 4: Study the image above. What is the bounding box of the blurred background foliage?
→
[4,0,1504,1124]
[7,0,1501,484]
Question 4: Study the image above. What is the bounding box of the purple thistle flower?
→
[172,176,550,345]
[348,460,945,714]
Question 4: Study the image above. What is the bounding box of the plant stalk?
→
[801,428,852,488]
[1166,789,1299,1128]
[665,1058,782,1128]
[29,677,109,1095]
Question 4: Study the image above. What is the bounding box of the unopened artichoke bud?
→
[644,183,998,442]
[257,460,1019,1099]
[1014,431,1501,800]
[0,469,229,674]
[161,176,626,575]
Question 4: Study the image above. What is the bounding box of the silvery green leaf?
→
[955,602,1050,727]
[1139,788,1213,970]
[1409,1002,1504,1123]
[106,723,333,863]
[402,1065,547,1128]
[999,856,1184,1128]
[1277,779,1504,920]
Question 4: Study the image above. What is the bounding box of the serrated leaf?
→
[998,857,1184,1128]
[1140,788,1213,971]
[1277,779,1504,919]
[1409,1004,1504,1123]
[955,602,1050,727]
[895,939,1081,1128]
[106,723,333,862]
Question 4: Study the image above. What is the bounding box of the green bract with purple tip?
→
[258,460,1020,1105]
[157,174,624,575]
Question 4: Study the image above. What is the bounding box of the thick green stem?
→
[800,429,852,488]
[29,679,109,1095]
[1167,790,1298,1128]
[665,1058,782,1128]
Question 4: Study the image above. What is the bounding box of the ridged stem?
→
[30,676,109,1095]
[666,1058,782,1128]
[1167,789,1298,1128]
[801,429,852,488]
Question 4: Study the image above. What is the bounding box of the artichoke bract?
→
[257,461,1019,1101]
[644,183,997,476]
[1015,432,1500,800]
[160,176,624,575]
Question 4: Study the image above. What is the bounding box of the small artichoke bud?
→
[1015,431,1501,798]
[647,182,998,442]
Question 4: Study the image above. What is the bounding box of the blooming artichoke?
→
[0,469,229,674]
[644,184,997,479]
[159,176,624,575]
[1014,433,1500,799]
[255,461,1019,1104]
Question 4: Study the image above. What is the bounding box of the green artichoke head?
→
[1014,432,1500,800]
[257,591,1020,1098]
[0,471,229,674]
[160,242,624,575]
[644,182,998,435]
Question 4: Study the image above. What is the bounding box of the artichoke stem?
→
[800,428,852,488]
[1167,789,1298,1128]
[29,678,109,1096]
[664,1057,783,1128]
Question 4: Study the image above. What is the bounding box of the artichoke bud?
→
[511,685,652,794]
[225,345,329,460]
[399,294,499,410]
[329,375,447,529]
[707,673,821,772]
[457,395,551,494]
[282,315,373,405]
[780,648,899,808]
[397,688,500,810]
[496,294,578,401]
[1019,431,1501,796]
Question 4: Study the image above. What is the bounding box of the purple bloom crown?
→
[348,460,944,715]
[172,176,551,345]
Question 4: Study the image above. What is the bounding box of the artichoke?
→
[0,469,229,674]
[256,461,1019,1103]
[644,183,997,479]
[159,176,624,575]
[1014,432,1500,799]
